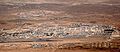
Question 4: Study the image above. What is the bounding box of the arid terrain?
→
[0,0,120,52]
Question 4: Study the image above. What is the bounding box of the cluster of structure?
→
[17,10,64,20]
[0,22,117,42]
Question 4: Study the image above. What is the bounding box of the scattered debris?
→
[31,44,46,48]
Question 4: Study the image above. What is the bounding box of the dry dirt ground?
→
[0,0,120,52]
[0,38,117,52]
